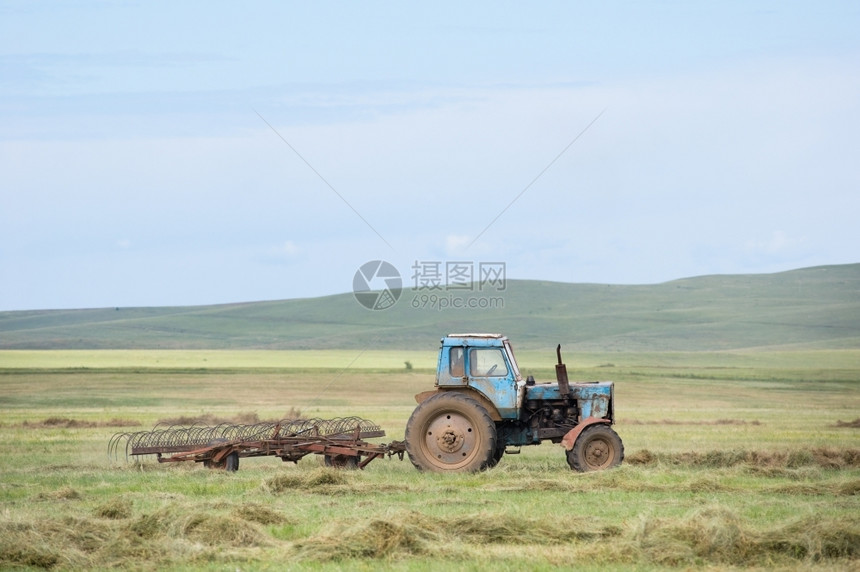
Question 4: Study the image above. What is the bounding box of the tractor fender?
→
[561,417,612,451]
[414,390,437,405]
[413,388,502,421]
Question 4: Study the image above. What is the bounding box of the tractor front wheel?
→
[566,424,624,472]
[405,392,497,472]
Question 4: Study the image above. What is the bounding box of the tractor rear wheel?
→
[405,392,497,472]
[566,424,623,472]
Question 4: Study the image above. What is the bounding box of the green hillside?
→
[1,264,858,352]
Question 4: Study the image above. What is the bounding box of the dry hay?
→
[624,448,658,465]
[484,476,580,493]
[157,407,303,427]
[757,515,860,562]
[765,478,860,497]
[35,485,81,501]
[632,506,750,565]
[448,513,620,544]
[128,504,270,547]
[837,479,860,496]
[0,516,114,569]
[744,465,822,480]
[293,511,620,562]
[156,411,264,426]
[626,418,761,426]
[232,503,288,525]
[3,501,857,569]
[630,507,860,566]
[685,477,732,493]
[0,500,285,570]
[93,497,133,520]
[294,508,859,566]
[263,468,350,494]
[626,447,860,469]
[294,518,438,560]
[18,417,139,429]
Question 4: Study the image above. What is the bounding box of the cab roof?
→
[442,333,508,347]
[446,333,504,338]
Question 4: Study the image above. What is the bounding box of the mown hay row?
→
[626,447,860,469]
[128,504,270,547]
[156,407,303,427]
[15,417,140,429]
[2,504,858,569]
[293,507,860,566]
[262,467,351,493]
[0,500,282,570]
[626,418,762,426]
[631,508,860,566]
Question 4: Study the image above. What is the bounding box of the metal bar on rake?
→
[109,416,385,460]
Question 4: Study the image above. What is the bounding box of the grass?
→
[0,350,858,570]
[0,349,439,371]
[2,347,859,371]
[2,264,858,352]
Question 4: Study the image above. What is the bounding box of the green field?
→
[2,264,859,352]
[1,350,858,570]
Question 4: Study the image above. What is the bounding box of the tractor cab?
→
[435,333,525,419]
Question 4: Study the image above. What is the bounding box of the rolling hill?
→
[0,264,858,352]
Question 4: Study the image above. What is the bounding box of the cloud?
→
[262,240,302,264]
[2,35,858,309]
[444,234,471,256]
[281,240,300,256]
[745,230,806,256]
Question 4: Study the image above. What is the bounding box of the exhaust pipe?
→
[556,344,570,396]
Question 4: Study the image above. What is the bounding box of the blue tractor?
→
[405,333,623,472]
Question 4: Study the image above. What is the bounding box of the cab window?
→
[469,348,509,377]
[449,347,465,377]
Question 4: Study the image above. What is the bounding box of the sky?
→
[1,1,858,311]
